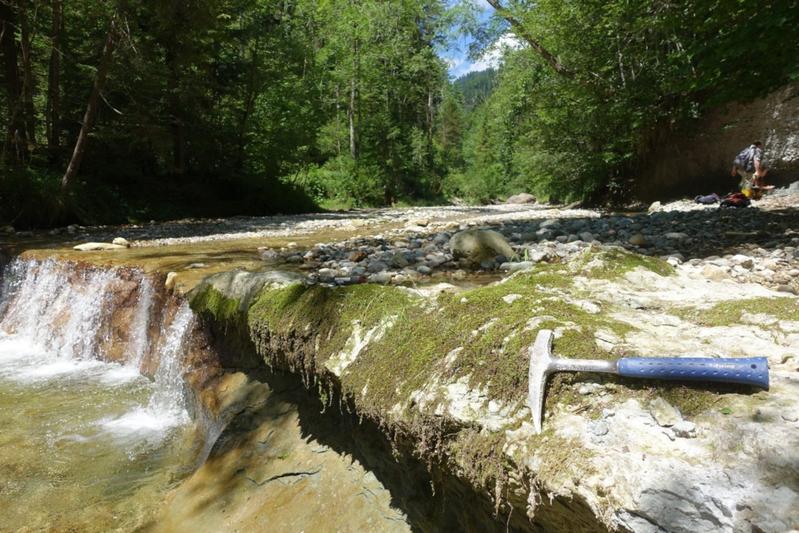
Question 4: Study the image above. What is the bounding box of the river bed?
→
[0,333,202,531]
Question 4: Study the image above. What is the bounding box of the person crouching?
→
[731,141,769,199]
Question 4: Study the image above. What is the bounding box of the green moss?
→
[447,429,507,491]
[674,296,799,328]
[235,260,637,422]
[248,282,414,365]
[190,284,245,323]
[190,284,261,366]
[660,386,721,416]
[578,247,674,279]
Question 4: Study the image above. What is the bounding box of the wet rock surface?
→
[155,373,412,533]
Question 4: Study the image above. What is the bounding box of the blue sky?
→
[440,1,519,79]
[440,0,492,79]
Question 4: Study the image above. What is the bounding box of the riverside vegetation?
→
[2,0,798,228]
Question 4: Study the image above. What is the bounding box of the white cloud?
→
[443,56,465,71]
[455,33,523,76]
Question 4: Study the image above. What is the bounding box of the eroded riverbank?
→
[2,192,798,531]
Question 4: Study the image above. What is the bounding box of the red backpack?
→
[719,192,751,208]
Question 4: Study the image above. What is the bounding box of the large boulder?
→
[450,229,516,266]
[506,193,536,204]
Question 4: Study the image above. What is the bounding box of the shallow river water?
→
[0,333,203,532]
[0,260,204,532]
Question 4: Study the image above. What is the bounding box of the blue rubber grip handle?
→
[617,357,769,389]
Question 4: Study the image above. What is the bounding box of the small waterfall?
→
[129,276,154,369]
[148,302,194,417]
[0,258,121,360]
[0,257,196,440]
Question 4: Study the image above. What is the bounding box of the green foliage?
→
[301,0,449,205]
[452,69,496,110]
[449,0,799,204]
[2,0,797,224]
[294,157,385,208]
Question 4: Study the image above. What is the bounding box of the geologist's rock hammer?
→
[527,329,769,433]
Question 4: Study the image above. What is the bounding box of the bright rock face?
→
[192,247,799,532]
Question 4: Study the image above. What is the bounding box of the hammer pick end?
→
[528,329,554,435]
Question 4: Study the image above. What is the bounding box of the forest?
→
[1,0,797,228]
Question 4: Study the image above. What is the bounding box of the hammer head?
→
[528,329,554,434]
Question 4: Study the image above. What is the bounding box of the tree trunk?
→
[19,0,36,149]
[484,0,573,78]
[426,89,434,167]
[334,83,341,156]
[61,18,119,190]
[348,76,357,159]
[348,23,358,160]
[0,2,27,164]
[46,0,62,155]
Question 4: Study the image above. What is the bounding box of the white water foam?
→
[0,259,118,360]
[100,303,194,442]
[0,259,195,446]
[0,332,138,385]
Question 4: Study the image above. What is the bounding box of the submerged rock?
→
[628,233,647,246]
[73,242,127,251]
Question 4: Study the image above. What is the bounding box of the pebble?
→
[259,248,280,262]
[664,232,688,240]
[349,250,368,262]
[672,420,697,438]
[590,421,610,437]
[776,284,797,294]
[390,252,409,268]
[479,259,496,270]
[41,191,799,303]
[513,260,538,272]
[649,397,681,427]
[502,294,522,304]
[368,272,392,284]
[450,269,467,280]
[367,261,388,273]
[701,265,730,281]
[629,234,646,246]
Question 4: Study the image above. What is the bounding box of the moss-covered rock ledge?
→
[190,249,799,532]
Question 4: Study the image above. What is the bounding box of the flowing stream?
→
[0,259,202,531]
